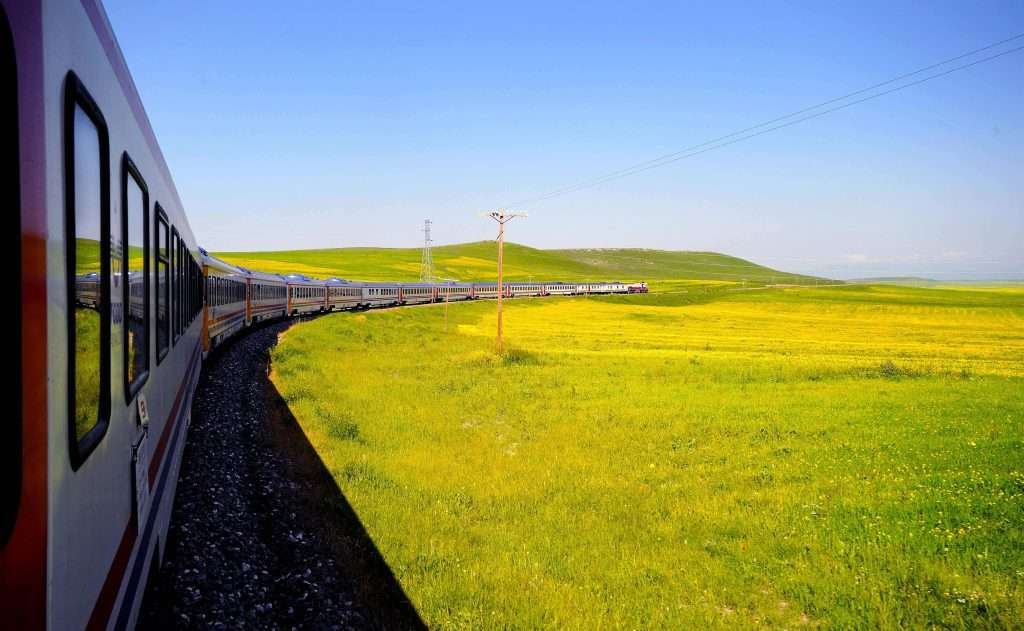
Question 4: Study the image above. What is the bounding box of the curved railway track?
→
[138,317,424,630]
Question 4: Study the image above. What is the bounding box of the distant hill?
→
[848,276,940,286]
[214,241,823,284]
[849,277,1024,287]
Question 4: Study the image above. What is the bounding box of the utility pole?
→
[481,209,527,354]
[420,219,434,282]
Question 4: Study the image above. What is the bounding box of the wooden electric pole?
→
[481,209,527,354]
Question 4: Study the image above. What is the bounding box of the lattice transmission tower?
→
[420,219,434,282]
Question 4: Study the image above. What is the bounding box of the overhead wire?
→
[509,34,1024,207]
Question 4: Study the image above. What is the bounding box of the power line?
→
[509,34,1024,207]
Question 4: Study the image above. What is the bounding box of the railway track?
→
[138,318,422,630]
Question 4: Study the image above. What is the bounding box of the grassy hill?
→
[214,241,823,284]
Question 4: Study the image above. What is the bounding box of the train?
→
[199,251,642,355]
[0,1,646,629]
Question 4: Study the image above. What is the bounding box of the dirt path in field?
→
[138,316,425,630]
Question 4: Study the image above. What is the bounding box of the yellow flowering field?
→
[271,283,1024,629]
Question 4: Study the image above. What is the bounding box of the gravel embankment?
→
[138,318,417,630]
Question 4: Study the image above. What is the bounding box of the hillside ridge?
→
[214,241,823,284]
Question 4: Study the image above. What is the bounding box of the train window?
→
[170,228,179,342]
[195,260,201,316]
[122,155,149,400]
[178,241,186,325]
[64,72,111,468]
[195,263,199,314]
[175,240,181,326]
[1,6,19,544]
[185,255,192,323]
[178,241,184,325]
[155,206,169,362]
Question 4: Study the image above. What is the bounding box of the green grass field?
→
[215,241,821,284]
[74,306,101,442]
[270,284,1024,629]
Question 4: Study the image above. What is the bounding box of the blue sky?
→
[104,1,1023,279]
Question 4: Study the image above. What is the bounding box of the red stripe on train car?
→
[1,2,48,628]
[210,313,244,329]
[208,308,244,326]
[84,515,138,631]
[148,345,200,486]
[87,343,200,630]
[251,305,285,315]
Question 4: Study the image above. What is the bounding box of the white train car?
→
[399,283,435,305]
[2,1,206,628]
[285,274,327,315]
[544,282,576,296]
[585,282,614,295]
[588,282,628,294]
[201,251,247,354]
[362,282,401,307]
[246,268,287,325]
[75,271,102,307]
[436,282,473,302]
[508,282,545,297]
[325,278,363,311]
[470,283,507,299]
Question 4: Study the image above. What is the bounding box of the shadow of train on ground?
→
[263,366,427,630]
[138,317,425,630]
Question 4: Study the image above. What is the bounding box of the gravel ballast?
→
[138,319,420,630]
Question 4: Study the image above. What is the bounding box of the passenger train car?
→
[325,277,362,311]
[245,268,288,325]
[4,1,204,628]
[398,282,436,305]
[284,274,327,316]
[2,1,644,629]
[362,282,401,308]
[201,251,247,355]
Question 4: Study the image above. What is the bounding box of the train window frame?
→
[155,205,170,364]
[64,71,111,471]
[184,253,190,323]
[170,227,179,344]
[121,153,149,402]
[177,239,185,329]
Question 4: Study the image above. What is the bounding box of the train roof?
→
[245,269,286,283]
[283,273,326,285]
[324,277,366,286]
[199,249,247,275]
